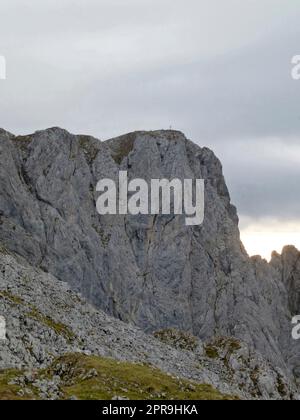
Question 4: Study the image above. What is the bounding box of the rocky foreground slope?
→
[0,127,299,399]
[0,249,297,399]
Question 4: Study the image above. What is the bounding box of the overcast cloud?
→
[0,0,300,250]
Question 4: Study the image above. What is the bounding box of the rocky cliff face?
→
[0,127,299,395]
[271,246,300,315]
[0,250,297,399]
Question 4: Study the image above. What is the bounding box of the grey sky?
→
[0,0,300,230]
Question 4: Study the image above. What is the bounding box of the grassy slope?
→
[0,354,237,400]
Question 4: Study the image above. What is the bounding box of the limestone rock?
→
[0,127,299,397]
[0,250,297,399]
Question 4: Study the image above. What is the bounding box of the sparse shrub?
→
[205,345,219,359]
[153,328,199,352]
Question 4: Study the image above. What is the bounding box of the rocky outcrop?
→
[0,127,299,396]
[271,246,300,314]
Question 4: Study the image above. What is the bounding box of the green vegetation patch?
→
[0,354,238,400]
[205,345,219,359]
[27,308,75,342]
[50,354,236,400]
[205,337,242,360]
[214,337,242,353]
[78,136,101,163]
[154,328,198,352]
[0,370,27,400]
[12,135,32,151]
[109,134,136,165]
[0,290,24,305]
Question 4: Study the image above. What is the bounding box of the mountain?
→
[0,249,297,399]
[0,127,299,399]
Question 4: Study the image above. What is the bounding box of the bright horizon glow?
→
[240,219,300,261]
